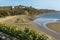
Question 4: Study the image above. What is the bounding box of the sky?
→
[0,0,60,11]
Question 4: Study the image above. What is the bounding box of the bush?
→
[15,18,24,23]
[0,24,48,40]
[15,18,20,23]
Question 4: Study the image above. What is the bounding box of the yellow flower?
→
[15,27,18,31]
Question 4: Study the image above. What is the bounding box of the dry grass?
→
[46,22,60,32]
[0,15,37,30]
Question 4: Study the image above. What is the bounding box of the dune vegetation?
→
[0,24,48,40]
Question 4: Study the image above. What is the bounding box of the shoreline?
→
[46,21,60,33]
[33,16,60,34]
[44,19,60,34]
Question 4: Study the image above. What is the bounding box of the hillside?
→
[0,15,52,40]
[0,5,57,18]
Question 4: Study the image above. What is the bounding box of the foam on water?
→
[33,18,59,25]
[33,13,60,35]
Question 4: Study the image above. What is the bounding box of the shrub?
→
[0,24,48,40]
[15,18,24,23]
[15,18,20,23]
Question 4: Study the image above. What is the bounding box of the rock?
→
[0,32,18,40]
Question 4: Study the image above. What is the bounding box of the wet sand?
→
[46,22,60,33]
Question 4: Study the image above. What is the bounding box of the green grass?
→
[0,24,48,40]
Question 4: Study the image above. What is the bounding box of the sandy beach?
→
[46,21,60,33]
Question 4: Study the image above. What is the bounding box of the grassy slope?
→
[0,15,52,40]
[0,15,37,30]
